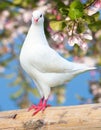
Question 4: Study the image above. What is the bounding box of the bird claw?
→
[33,104,49,116]
[28,98,50,116]
[28,104,37,111]
[28,103,43,111]
[28,97,44,111]
[33,106,42,115]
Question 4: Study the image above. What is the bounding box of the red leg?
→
[33,99,51,116]
[37,97,44,106]
[33,106,43,115]
[28,97,44,111]
[28,97,51,115]
[28,104,37,111]
[41,99,48,111]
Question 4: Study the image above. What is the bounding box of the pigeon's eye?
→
[40,14,42,18]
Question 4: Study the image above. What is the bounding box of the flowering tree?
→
[0,0,101,108]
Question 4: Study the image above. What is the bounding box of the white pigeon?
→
[20,10,96,115]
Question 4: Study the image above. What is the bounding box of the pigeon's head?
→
[32,10,44,25]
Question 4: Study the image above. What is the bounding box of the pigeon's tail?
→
[86,66,96,71]
[81,66,96,74]
[72,62,96,76]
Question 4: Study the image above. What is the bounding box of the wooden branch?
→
[0,103,101,130]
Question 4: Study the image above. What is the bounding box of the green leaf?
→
[68,0,83,20]
[69,9,83,20]
[93,12,100,21]
[46,14,56,20]
[0,2,11,10]
[70,0,83,10]
[13,0,22,4]
[88,21,101,32]
[84,15,95,24]
[59,7,69,16]
[50,21,66,31]
[53,0,66,9]
[77,22,86,33]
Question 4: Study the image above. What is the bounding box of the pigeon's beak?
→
[34,18,39,23]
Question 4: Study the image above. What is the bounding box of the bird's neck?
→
[27,23,48,45]
[31,23,44,33]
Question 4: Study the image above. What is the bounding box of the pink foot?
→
[28,97,51,115]
[32,99,49,116]
[28,97,44,111]
[28,104,37,111]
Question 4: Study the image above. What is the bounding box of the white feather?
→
[20,10,96,99]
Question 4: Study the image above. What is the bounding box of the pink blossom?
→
[63,0,69,5]
[2,10,10,18]
[67,25,92,51]
[98,88,101,94]
[68,37,75,46]
[95,30,101,38]
[23,11,32,23]
[0,23,4,30]
[52,33,64,43]
[80,42,88,51]
[52,9,57,15]
[37,0,47,6]
[92,88,99,96]
[68,34,89,51]
[94,0,101,8]
[11,31,18,39]
[67,30,72,36]
[17,26,28,34]
[55,43,67,54]
[81,33,92,40]
[4,21,16,30]
[91,84,98,90]
[66,25,77,37]
[98,97,101,103]
[87,6,99,16]
[68,35,82,46]
[87,0,101,16]
[80,26,93,40]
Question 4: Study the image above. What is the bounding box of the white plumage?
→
[20,10,96,114]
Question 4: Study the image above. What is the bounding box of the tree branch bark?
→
[0,103,101,130]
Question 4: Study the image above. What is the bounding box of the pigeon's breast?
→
[19,43,43,81]
[20,47,31,74]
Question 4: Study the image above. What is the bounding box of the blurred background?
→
[0,0,101,111]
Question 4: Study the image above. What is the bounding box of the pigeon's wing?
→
[31,46,75,73]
